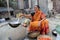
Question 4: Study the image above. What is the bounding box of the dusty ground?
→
[45,14,60,40]
[0,14,60,40]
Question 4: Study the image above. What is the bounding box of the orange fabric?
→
[29,21,39,32]
[29,10,49,34]
[40,19,49,34]
[32,10,46,21]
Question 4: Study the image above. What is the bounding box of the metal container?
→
[8,18,21,28]
[9,21,21,28]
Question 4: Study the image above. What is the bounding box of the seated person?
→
[20,5,49,35]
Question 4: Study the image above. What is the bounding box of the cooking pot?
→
[52,29,57,36]
[8,19,21,28]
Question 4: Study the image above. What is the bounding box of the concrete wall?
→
[48,0,53,11]
[28,0,32,8]
[18,0,32,9]
[17,0,53,13]
[53,0,60,12]
[39,0,53,14]
[18,0,24,9]
[31,0,38,8]
[39,0,48,14]
[55,0,60,12]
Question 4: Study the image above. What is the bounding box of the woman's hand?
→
[38,18,45,26]
[20,14,24,17]
[38,21,41,27]
[22,23,27,27]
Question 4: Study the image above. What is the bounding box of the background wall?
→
[39,0,48,14]
[18,0,24,9]
[39,0,53,14]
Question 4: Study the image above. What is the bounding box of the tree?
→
[0,0,7,7]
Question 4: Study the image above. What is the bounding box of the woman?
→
[20,5,49,34]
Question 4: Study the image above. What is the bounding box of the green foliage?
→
[0,0,7,7]
[0,0,18,9]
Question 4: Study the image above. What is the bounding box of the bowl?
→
[28,31,40,39]
[52,29,57,36]
[37,35,52,40]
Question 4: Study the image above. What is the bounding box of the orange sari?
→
[29,10,49,34]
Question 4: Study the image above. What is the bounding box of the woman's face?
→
[34,6,39,12]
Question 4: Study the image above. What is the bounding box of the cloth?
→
[28,10,49,34]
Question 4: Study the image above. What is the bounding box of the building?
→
[39,0,53,14]
[0,0,53,14]
[18,0,53,14]
[52,0,60,13]
[18,0,38,9]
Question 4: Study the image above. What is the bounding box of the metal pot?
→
[9,19,21,28]
[52,29,57,36]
